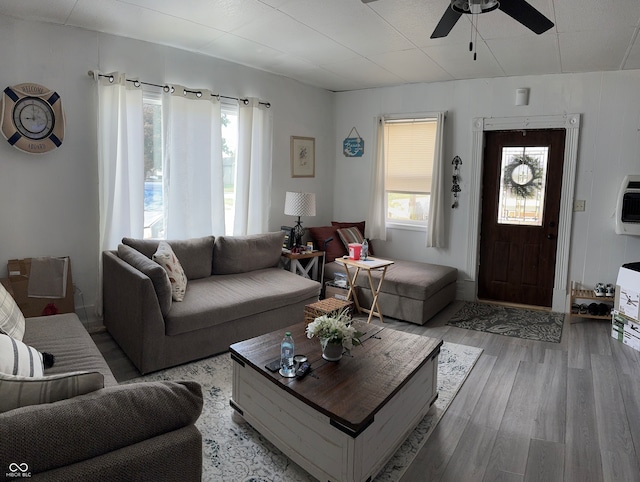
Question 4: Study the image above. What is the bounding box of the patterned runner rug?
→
[129,340,482,481]
[447,301,565,343]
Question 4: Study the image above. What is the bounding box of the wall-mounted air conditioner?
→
[615,175,640,235]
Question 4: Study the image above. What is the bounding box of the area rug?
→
[128,340,482,482]
[447,301,565,343]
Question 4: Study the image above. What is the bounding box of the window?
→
[142,94,239,238]
[221,103,238,234]
[497,146,549,226]
[143,94,164,239]
[383,118,438,227]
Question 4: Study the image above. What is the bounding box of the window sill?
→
[386,222,428,232]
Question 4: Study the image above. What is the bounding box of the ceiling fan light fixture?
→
[451,0,499,15]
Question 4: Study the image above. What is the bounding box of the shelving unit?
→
[569,281,614,324]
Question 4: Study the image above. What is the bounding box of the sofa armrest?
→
[102,251,167,373]
[0,381,203,476]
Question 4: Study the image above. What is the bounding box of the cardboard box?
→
[7,257,74,318]
[615,267,640,321]
[611,311,640,352]
[623,330,640,351]
[611,315,625,342]
[324,281,350,301]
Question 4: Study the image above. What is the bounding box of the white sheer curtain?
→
[234,98,273,235]
[162,86,225,238]
[426,112,446,248]
[366,116,387,241]
[94,71,144,314]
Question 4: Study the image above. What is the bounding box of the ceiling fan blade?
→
[361,0,379,3]
[498,0,554,34]
[431,6,463,39]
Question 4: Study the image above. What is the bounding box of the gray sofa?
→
[103,231,321,374]
[0,313,203,481]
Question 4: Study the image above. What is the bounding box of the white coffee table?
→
[229,321,442,482]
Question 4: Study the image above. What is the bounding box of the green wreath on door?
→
[503,155,544,199]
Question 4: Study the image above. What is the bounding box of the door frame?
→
[466,114,581,312]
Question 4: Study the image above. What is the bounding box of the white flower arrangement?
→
[306,309,362,350]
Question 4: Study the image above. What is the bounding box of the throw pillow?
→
[153,242,187,302]
[336,226,365,253]
[332,221,374,255]
[0,282,25,341]
[0,333,55,377]
[307,226,345,263]
[122,236,215,280]
[0,371,104,413]
[117,244,172,316]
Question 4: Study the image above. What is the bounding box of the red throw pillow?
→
[331,221,374,255]
[307,226,346,263]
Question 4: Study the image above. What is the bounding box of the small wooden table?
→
[281,249,325,284]
[335,256,394,323]
[229,322,442,482]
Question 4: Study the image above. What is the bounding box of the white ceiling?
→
[2,0,640,92]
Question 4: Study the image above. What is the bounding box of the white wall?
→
[0,17,335,314]
[2,15,639,315]
[333,71,640,299]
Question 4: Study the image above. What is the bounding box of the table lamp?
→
[284,191,316,248]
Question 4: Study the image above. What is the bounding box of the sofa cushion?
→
[118,244,172,316]
[0,281,25,341]
[165,268,319,335]
[122,236,215,280]
[337,226,365,250]
[0,371,104,413]
[212,232,284,275]
[308,226,346,263]
[332,221,374,255]
[0,380,202,474]
[0,333,46,377]
[153,241,188,302]
[23,313,118,387]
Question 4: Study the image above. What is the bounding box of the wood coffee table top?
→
[229,322,442,435]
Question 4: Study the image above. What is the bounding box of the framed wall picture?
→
[291,136,315,178]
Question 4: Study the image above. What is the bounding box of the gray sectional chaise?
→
[324,260,457,325]
[307,223,458,325]
[103,231,321,374]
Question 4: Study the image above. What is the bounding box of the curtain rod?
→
[88,71,271,108]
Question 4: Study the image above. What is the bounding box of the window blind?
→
[384,119,437,193]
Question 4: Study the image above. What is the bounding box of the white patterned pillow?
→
[0,282,25,341]
[0,371,104,413]
[153,241,187,302]
[0,333,51,377]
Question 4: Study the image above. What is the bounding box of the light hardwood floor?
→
[91,301,640,482]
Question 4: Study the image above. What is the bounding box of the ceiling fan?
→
[361,0,554,39]
[430,0,554,38]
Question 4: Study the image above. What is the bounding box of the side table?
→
[334,256,394,323]
[281,249,325,284]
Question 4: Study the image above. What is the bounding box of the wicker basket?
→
[304,298,353,324]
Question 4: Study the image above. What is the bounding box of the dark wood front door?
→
[478,129,566,307]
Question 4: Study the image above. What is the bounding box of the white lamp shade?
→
[284,192,316,217]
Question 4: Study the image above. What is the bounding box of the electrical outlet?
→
[574,200,586,212]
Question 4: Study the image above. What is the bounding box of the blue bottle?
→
[279,332,295,377]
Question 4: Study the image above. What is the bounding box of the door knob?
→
[547,234,555,240]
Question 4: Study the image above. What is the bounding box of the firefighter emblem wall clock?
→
[1,83,65,154]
